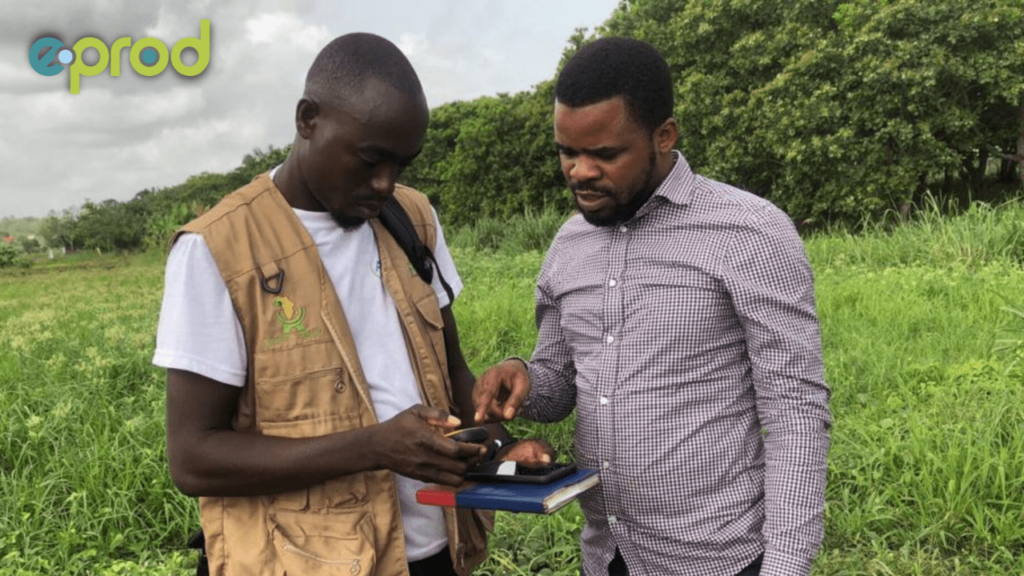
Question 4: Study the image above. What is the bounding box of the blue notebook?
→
[416,468,600,514]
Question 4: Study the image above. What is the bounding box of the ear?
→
[654,117,678,154]
[295,98,320,140]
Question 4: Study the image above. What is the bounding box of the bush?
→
[0,242,30,269]
[20,237,41,254]
[447,207,572,255]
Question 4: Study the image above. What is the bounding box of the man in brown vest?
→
[154,33,550,576]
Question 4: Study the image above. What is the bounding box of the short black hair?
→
[304,33,425,108]
[555,37,673,133]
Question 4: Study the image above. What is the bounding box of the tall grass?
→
[0,263,192,575]
[809,197,1024,270]
[455,203,1024,574]
[1,201,1023,574]
[447,206,571,256]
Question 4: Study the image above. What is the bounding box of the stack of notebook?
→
[416,467,600,514]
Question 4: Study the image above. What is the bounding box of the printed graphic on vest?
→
[370,258,416,278]
[265,295,322,348]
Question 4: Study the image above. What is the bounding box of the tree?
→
[0,242,28,268]
[599,0,1024,222]
[20,237,41,254]
[75,199,147,252]
[40,208,82,251]
[403,85,569,225]
[235,145,291,181]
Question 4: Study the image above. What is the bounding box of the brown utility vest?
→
[175,173,491,576]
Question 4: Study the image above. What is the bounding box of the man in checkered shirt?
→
[473,37,831,576]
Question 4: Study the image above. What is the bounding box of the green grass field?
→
[2,202,1023,575]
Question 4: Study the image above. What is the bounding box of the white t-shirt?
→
[153,194,462,562]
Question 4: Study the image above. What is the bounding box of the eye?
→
[593,149,619,161]
[556,146,576,158]
[362,156,407,178]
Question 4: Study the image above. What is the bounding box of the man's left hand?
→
[497,438,555,468]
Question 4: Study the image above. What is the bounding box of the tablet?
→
[465,461,578,484]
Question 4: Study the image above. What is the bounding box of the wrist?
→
[502,356,529,372]
[357,425,389,472]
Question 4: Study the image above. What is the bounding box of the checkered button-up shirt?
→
[520,153,831,576]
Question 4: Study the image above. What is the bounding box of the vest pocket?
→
[411,294,455,409]
[256,366,358,424]
[319,474,370,509]
[412,294,446,366]
[258,408,368,511]
[412,292,444,329]
[270,474,370,512]
[270,509,376,576]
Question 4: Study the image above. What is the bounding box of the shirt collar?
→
[655,151,696,206]
[633,151,696,220]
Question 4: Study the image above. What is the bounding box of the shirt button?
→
[602,460,610,469]
[605,335,614,344]
[608,515,618,524]
[618,226,628,233]
[600,396,609,405]
[608,279,617,287]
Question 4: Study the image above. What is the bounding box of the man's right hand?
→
[374,404,486,486]
[473,359,532,424]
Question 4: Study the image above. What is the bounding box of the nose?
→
[568,156,600,182]
[370,162,399,197]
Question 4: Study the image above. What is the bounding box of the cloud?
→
[246,12,331,52]
[1,0,328,216]
[0,0,620,218]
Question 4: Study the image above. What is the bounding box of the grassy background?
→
[1,201,1023,575]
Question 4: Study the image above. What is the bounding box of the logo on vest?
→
[265,295,322,348]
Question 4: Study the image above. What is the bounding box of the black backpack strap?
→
[378,195,455,305]
[187,529,209,576]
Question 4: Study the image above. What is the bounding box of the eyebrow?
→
[357,144,423,166]
[555,143,623,156]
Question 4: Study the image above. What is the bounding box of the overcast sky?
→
[0,0,621,218]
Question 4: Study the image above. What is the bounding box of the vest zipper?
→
[258,365,343,385]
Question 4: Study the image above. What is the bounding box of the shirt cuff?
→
[760,549,813,576]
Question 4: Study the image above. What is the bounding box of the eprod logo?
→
[29,20,210,94]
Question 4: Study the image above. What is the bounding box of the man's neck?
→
[651,150,678,191]
[272,155,323,212]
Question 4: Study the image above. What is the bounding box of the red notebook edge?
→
[415,484,458,507]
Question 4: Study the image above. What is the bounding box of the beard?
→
[330,213,367,231]
[573,149,659,227]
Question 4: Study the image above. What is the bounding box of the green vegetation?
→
[0,217,42,238]
[28,0,1022,249]
[3,1,1022,573]
[0,243,31,270]
[3,201,1024,574]
[601,0,1024,223]
[402,83,569,226]
[37,146,289,254]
